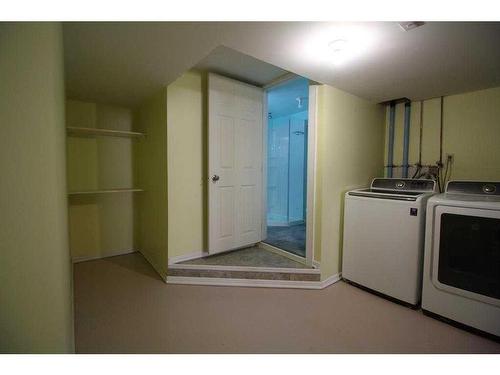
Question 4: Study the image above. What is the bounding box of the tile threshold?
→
[168,263,319,274]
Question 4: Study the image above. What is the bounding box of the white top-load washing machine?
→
[342,178,437,306]
[422,181,500,338]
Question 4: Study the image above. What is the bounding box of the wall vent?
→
[398,22,425,32]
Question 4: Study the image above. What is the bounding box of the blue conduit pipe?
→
[402,101,411,178]
[387,102,396,178]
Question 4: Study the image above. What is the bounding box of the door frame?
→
[261,76,318,267]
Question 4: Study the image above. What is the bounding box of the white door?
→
[208,73,264,254]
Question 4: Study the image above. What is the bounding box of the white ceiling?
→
[194,45,288,86]
[63,22,500,107]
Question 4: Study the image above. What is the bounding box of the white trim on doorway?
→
[305,84,319,266]
[261,88,268,240]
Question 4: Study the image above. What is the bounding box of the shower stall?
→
[265,77,309,256]
[267,114,308,226]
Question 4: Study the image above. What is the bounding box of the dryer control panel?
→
[447,181,500,196]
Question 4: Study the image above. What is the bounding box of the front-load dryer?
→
[422,181,500,338]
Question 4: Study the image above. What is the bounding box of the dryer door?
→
[432,205,500,307]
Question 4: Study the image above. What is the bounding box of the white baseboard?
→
[72,249,137,264]
[168,250,209,265]
[166,272,341,290]
[320,273,342,289]
[166,276,322,289]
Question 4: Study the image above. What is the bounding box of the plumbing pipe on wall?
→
[402,101,411,178]
[386,102,396,177]
[439,96,444,165]
[418,101,423,166]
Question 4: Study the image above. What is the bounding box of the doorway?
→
[264,77,309,258]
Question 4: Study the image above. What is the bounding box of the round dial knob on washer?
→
[483,184,496,194]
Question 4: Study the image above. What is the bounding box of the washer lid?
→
[348,189,425,201]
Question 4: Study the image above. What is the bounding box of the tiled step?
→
[177,245,309,269]
[167,264,320,282]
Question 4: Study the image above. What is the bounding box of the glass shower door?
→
[265,115,308,257]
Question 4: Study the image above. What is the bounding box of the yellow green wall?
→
[134,89,169,279]
[66,100,136,261]
[384,86,500,181]
[66,100,140,260]
[166,71,207,260]
[314,85,385,279]
[163,71,387,278]
[66,91,170,279]
[0,22,74,353]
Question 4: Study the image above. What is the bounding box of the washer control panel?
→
[371,178,436,193]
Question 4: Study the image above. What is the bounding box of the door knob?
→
[211,175,220,182]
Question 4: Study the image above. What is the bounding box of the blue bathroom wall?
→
[267,115,289,224]
[266,110,308,226]
[266,77,309,227]
[288,111,308,223]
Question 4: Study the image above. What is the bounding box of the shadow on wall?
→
[103,252,163,282]
[338,190,346,271]
[337,185,365,272]
[202,72,209,251]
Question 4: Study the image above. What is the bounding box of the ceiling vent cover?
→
[398,22,425,32]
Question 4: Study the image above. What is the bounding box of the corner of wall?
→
[315,84,385,281]
[165,70,207,261]
[134,88,169,279]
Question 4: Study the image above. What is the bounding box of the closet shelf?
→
[68,188,144,196]
[66,126,145,138]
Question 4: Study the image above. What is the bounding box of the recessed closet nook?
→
[66,91,168,277]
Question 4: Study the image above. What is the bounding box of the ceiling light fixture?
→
[328,39,350,65]
[329,39,348,53]
[302,24,378,68]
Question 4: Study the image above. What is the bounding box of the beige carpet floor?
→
[73,252,500,353]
